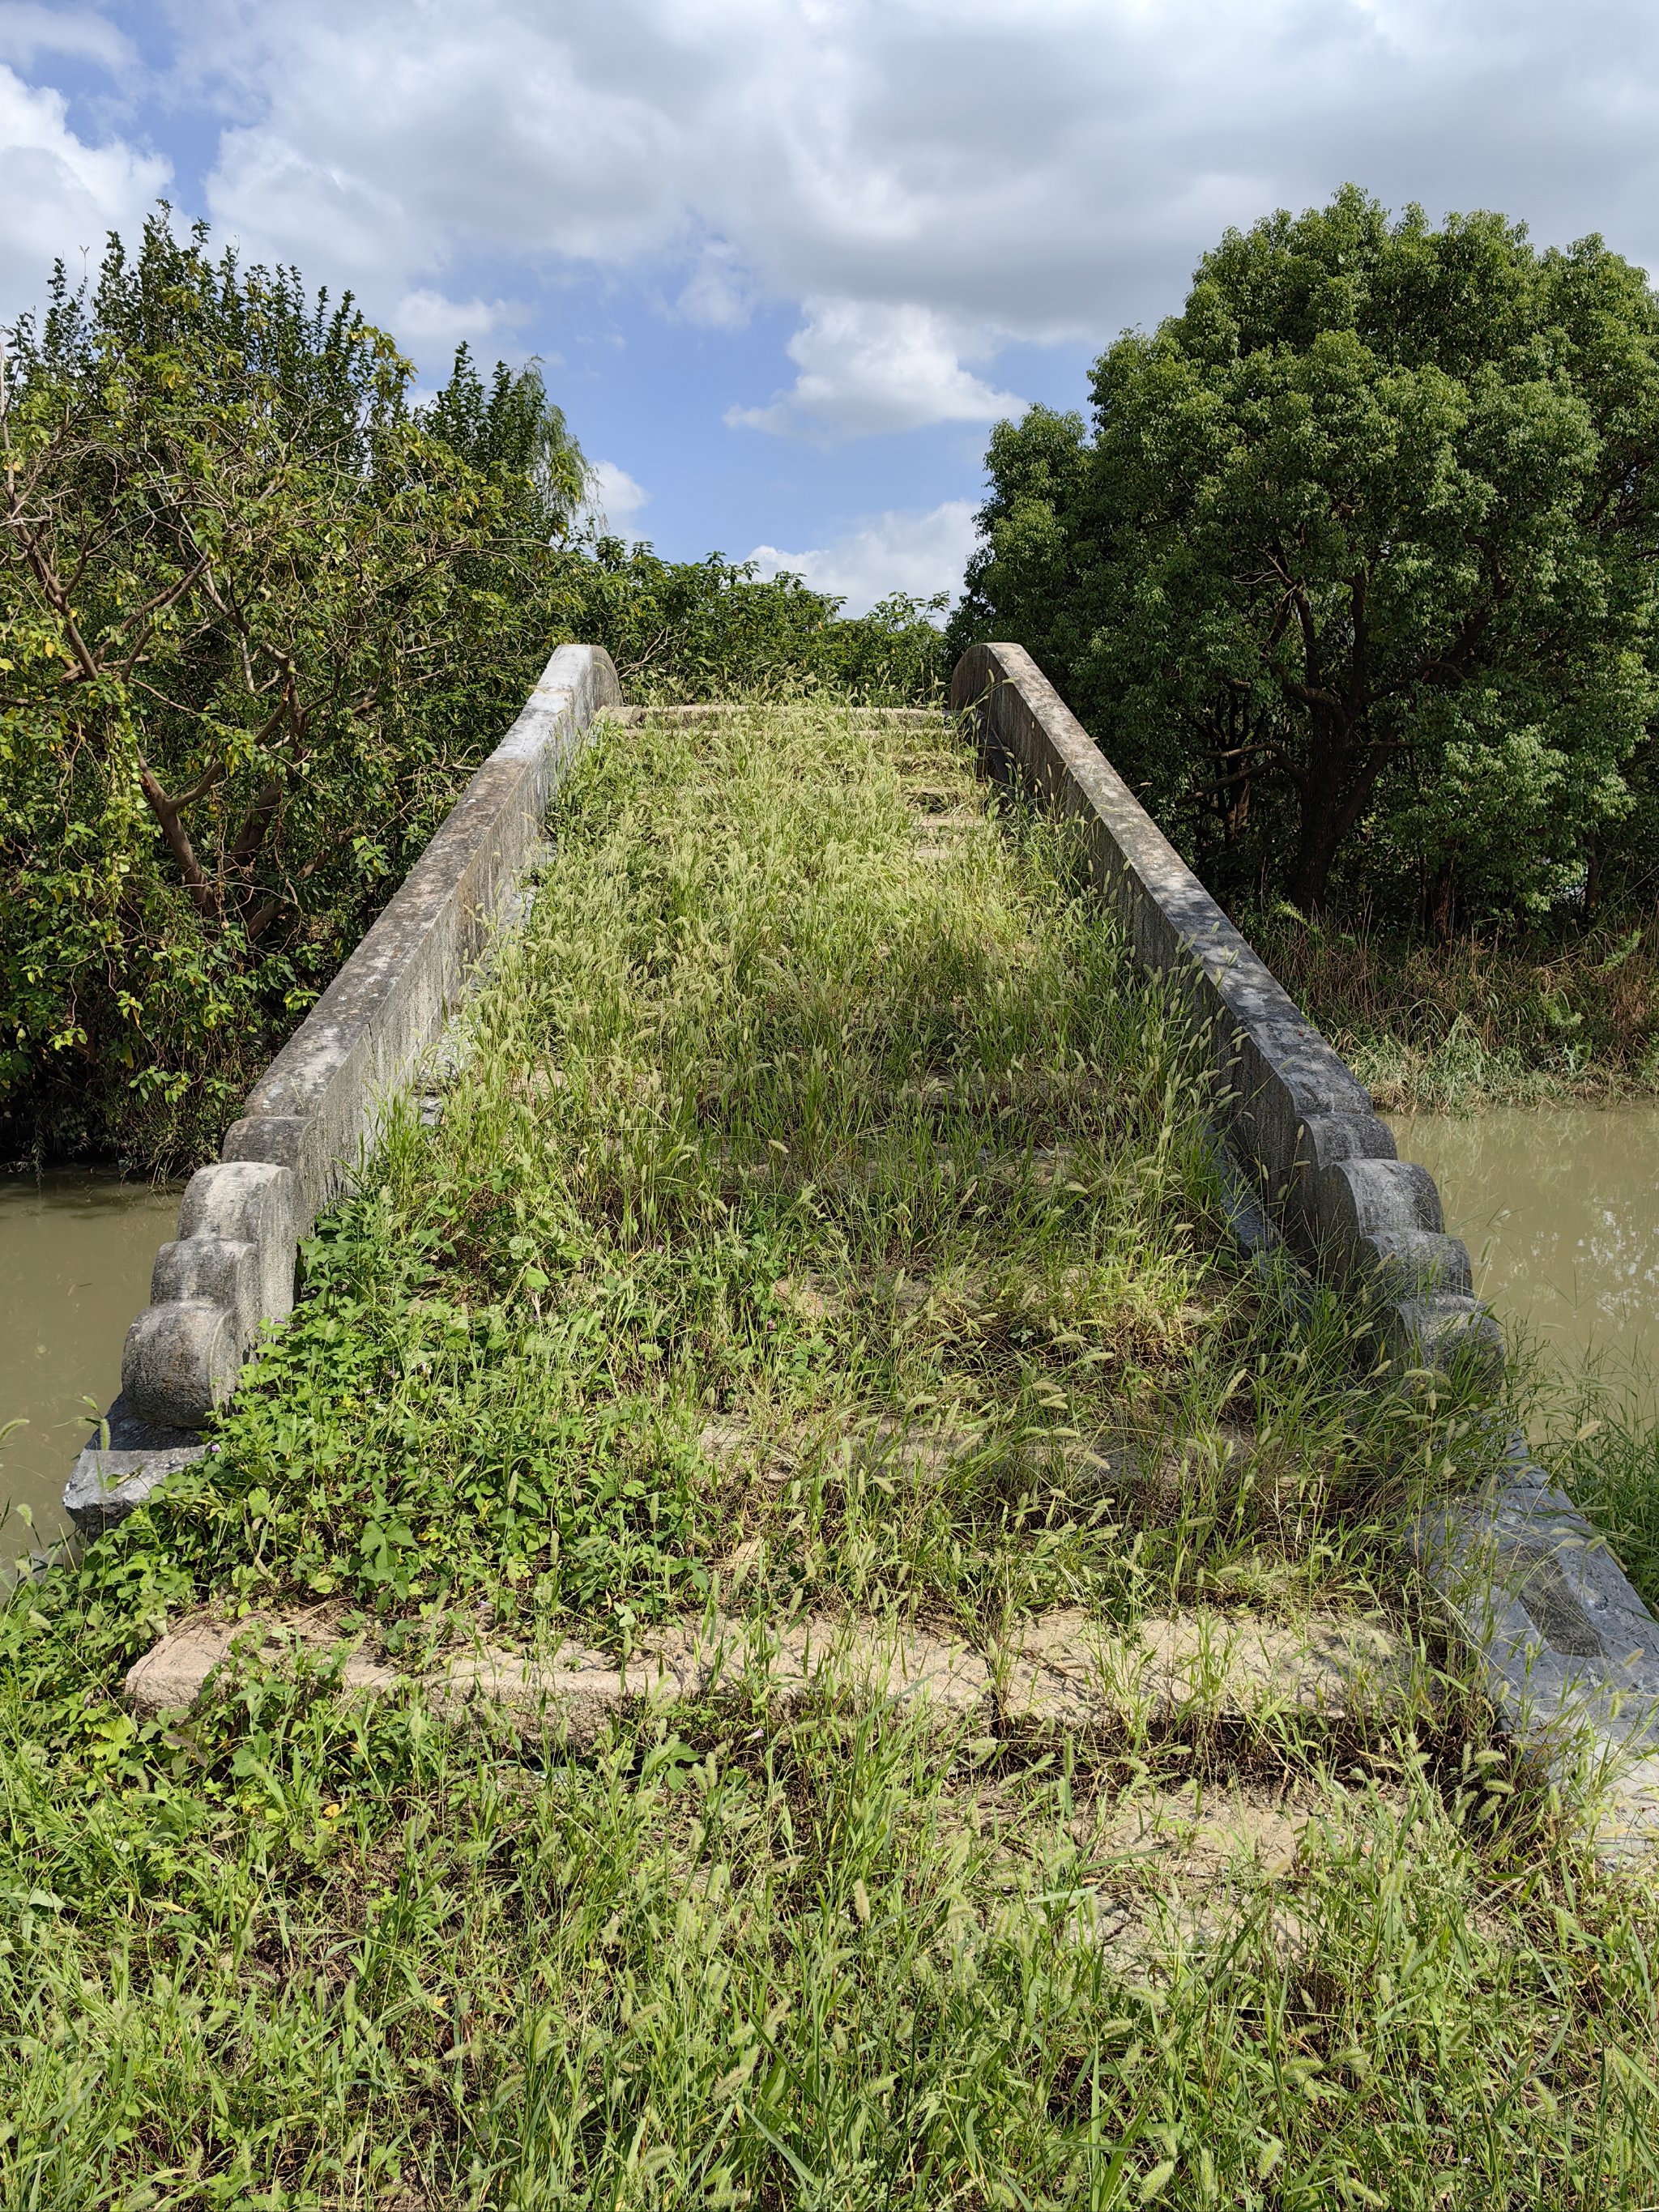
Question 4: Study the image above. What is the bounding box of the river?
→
[0,1171,180,1553]
[1397,1102,1659,1408]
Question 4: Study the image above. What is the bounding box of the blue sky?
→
[7,0,1659,609]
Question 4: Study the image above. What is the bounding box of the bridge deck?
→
[50,698,1656,2199]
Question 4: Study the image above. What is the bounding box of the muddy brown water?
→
[1396,1102,1659,1407]
[0,1171,180,1553]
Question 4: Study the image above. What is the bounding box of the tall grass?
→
[0,701,1653,2206]
[2,1660,1657,2209]
[1538,1363,1659,1617]
[1251,910,1659,1114]
[101,704,1498,1636]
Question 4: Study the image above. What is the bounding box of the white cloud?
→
[0,65,170,314]
[583,458,650,539]
[675,239,752,330]
[748,499,979,616]
[395,288,523,354]
[107,0,1659,435]
[204,122,421,289]
[0,6,134,72]
[727,300,1021,439]
[194,4,684,292]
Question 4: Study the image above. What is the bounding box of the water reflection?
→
[0,1170,179,1550]
[1395,1103,1659,1396]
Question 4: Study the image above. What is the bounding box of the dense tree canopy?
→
[952,187,1659,922]
[0,217,585,1163]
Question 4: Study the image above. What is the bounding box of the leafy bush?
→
[0,216,585,1166]
[564,539,946,706]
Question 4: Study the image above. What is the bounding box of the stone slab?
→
[997,1608,1409,1733]
[63,1393,209,1536]
[65,1447,208,1533]
[623,705,939,725]
[1414,1451,1659,1857]
[123,1605,1409,1750]
[126,1614,399,1716]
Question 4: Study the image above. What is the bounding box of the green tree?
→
[953,187,1659,921]
[563,538,945,704]
[0,214,579,1164]
[423,340,591,539]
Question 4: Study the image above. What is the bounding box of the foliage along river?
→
[3,1106,1659,1552]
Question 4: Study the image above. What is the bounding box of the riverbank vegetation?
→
[0,215,944,1173]
[950,185,1659,1105]
[4,701,1657,2206]
[1549,1387,1659,1620]
[1248,910,1659,1111]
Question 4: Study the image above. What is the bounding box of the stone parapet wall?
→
[952,641,1659,1855]
[950,641,1497,1379]
[67,641,621,1528]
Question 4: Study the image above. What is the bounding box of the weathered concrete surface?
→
[949,643,1496,1379]
[126,1613,398,1715]
[63,1392,208,1534]
[69,641,621,1524]
[122,1159,298,1429]
[124,1605,1410,1750]
[619,704,938,726]
[1414,1459,1659,1856]
[224,644,619,1233]
[998,1609,1408,1733]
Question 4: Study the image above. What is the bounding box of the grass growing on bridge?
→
[130,701,1478,1634]
[3,703,1658,2206]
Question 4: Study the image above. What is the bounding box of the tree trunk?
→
[138,766,220,923]
[1290,769,1344,915]
[1287,712,1390,918]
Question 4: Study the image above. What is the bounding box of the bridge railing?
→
[66,643,621,1531]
